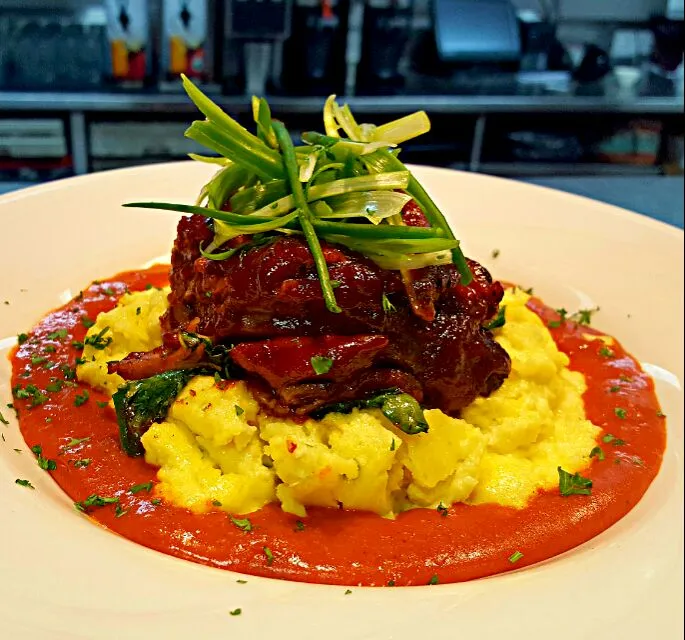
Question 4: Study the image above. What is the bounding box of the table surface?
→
[1,175,683,230]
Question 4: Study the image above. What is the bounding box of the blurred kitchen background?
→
[0,0,683,226]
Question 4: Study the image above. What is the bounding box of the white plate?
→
[0,163,683,640]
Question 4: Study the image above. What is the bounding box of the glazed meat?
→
[113,212,511,416]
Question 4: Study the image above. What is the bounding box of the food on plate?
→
[7,79,667,586]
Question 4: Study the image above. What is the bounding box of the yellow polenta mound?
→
[77,286,600,517]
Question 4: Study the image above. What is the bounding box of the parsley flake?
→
[614,407,627,419]
[236,579,248,584]
[231,516,254,532]
[311,355,333,375]
[17,333,29,345]
[74,390,90,407]
[344,589,352,595]
[64,436,90,450]
[15,479,34,489]
[74,494,119,512]
[390,438,396,452]
[599,346,615,358]
[73,459,91,468]
[263,546,274,565]
[31,445,57,471]
[235,405,244,416]
[382,293,397,314]
[129,481,154,494]
[485,305,506,330]
[229,609,242,616]
[80,317,95,329]
[589,446,605,461]
[428,575,439,585]
[437,503,449,517]
[509,551,524,563]
[84,327,112,350]
[115,504,129,518]
[47,329,68,341]
[295,520,305,532]
[491,248,500,259]
[558,467,592,496]
[602,434,626,446]
[0,410,9,425]
[609,385,620,393]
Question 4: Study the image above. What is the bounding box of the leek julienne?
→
[124,75,473,310]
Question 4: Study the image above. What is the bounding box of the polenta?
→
[77,286,600,517]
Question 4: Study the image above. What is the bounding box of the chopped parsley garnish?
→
[229,609,242,616]
[15,479,34,489]
[31,356,47,366]
[114,504,129,518]
[387,580,396,586]
[263,546,274,565]
[614,407,627,419]
[509,551,524,563]
[484,305,506,330]
[295,520,305,532]
[75,357,86,365]
[13,384,48,407]
[151,498,162,505]
[0,410,9,425]
[382,293,397,314]
[103,287,115,296]
[589,446,605,461]
[136,307,142,315]
[73,459,91,468]
[330,280,342,289]
[609,385,620,393]
[46,380,64,393]
[235,405,244,416]
[212,499,222,507]
[71,340,84,349]
[64,437,91,450]
[81,316,96,328]
[390,438,396,452]
[437,503,448,517]
[236,579,248,584]
[548,308,568,328]
[96,401,109,408]
[84,326,112,350]
[47,329,68,341]
[599,346,615,358]
[17,333,29,345]
[344,589,352,595]
[44,345,56,353]
[129,481,154,494]
[311,355,333,375]
[491,248,500,259]
[31,445,57,471]
[427,575,439,585]
[74,494,119,512]
[657,411,666,418]
[74,390,90,407]
[602,434,626,446]
[231,516,254,532]
[558,467,592,496]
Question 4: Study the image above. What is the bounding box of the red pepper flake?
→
[287,440,297,454]
[189,389,197,397]
[215,379,231,391]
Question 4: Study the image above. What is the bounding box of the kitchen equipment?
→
[223,0,293,95]
[161,0,214,82]
[357,0,413,91]
[282,0,345,94]
[573,44,611,83]
[105,0,152,86]
[433,0,520,64]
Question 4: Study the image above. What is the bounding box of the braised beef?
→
[115,214,511,415]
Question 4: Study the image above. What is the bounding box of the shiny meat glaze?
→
[150,214,511,415]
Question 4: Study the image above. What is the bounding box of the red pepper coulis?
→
[9,268,667,586]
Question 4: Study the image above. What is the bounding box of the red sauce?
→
[9,268,667,586]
